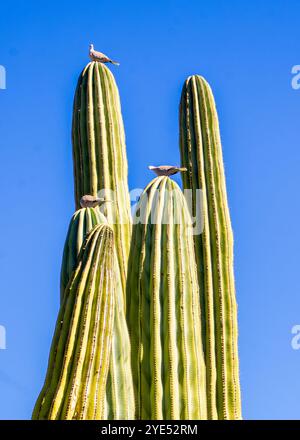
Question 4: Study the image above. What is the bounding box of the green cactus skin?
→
[127,176,207,420]
[59,207,135,419]
[60,207,107,302]
[179,75,241,420]
[32,224,114,420]
[72,61,132,298]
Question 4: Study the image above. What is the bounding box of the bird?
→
[80,194,111,208]
[89,44,120,65]
[148,165,187,176]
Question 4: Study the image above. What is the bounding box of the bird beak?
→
[148,166,155,170]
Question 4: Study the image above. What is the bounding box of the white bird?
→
[80,194,111,208]
[148,165,187,177]
[89,44,120,65]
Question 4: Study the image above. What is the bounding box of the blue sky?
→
[0,0,300,419]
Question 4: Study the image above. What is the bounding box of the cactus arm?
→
[180,78,218,419]
[61,230,113,419]
[59,207,134,419]
[127,176,207,420]
[179,75,241,420]
[32,225,114,420]
[72,62,131,299]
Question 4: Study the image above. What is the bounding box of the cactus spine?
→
[179,75,241,419]
[59,207,135,419]
[72,62,131,297]
[127,176,207,420]
[32,224,114,420]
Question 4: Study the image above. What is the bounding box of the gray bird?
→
[80,194,111,208]
[148,165,187,176]
[89,44,120,65]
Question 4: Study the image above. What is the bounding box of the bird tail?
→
[110,60,120,66]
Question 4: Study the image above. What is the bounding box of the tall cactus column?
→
[179,75,241,420]
[59,207,135,419]
[60,206,107,302]
[72,61,131,296]
[32,224,115,420]
[127,176,207,420]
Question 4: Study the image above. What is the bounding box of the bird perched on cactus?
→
[80,194,111,208]
[89,44,120,65]
[148,165,187,176]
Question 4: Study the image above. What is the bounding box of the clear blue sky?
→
[0,0,299,420]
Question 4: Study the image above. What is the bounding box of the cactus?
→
[32,224,115,419]
[72,61,132,297]
[179,75,241,419]
[59,207,135,419]
[127,176,207,420]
